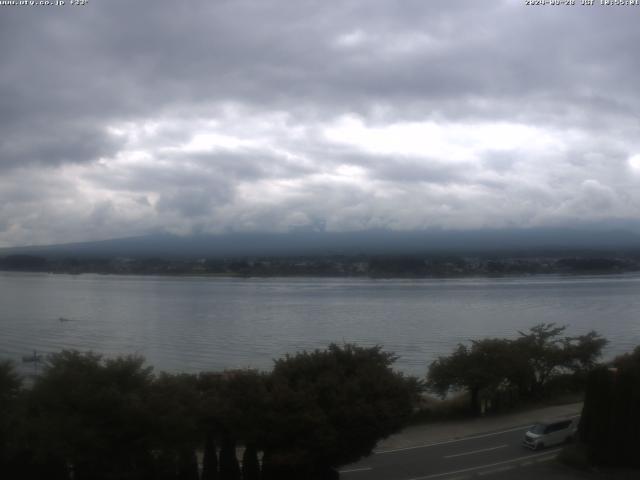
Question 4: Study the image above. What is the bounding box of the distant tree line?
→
[426,324,607,414]
[0,344,419,480]
[2,253,640,277]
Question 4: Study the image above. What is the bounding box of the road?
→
[339,423,572,480]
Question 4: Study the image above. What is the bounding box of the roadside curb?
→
[375,403,583,452]
[375,423,541,454]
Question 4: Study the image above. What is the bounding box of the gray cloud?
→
[1,0,640,246]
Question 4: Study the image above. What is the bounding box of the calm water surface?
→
[2,271,639,376]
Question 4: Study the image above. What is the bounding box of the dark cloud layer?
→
[1,0,640,246]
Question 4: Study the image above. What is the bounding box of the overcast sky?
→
[1,0,640,247]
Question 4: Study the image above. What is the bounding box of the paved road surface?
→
[339,420,577,480]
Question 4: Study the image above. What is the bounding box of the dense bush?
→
[579,346,640,468]
[261,344,420,478]
[0,344,419,479]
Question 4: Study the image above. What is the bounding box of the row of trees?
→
[0,345,420,480]
[0,325,614,478]
[426,323,608,414]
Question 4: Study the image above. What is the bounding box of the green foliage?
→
[0,334,612,477]
[177,448,199,480]
[262,343,420,473]
[0,360,21,402]
[242,444,260,480]
[199,369,269,444]
[27,351,155,479]
[218,437,241,480]
[613,345,640,370]
[427,338,517,413]
[410,392,472,423]
[201,433,219,480]
[515,323,607,396]
[515,323,568,394]
[580,346,640,468]
[148,372,200,450]
[427,324,607,413]
[0,344,420,478]
[0,361,22,472]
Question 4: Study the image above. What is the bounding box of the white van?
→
[522,417,579,450]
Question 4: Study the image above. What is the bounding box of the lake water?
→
[2,271,640,376]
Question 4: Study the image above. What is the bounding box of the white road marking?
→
[339,466,373,474]
[478,465,514,476]
[405,448,562,480]
[376,425,532,454]
[444,444,508,459]
[535,455,556,464]
[376,414,581,455]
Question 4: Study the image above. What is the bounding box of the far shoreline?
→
[2,268,640,281]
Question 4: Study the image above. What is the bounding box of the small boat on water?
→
[58,317,71,322]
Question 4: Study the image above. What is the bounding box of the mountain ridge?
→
[2,227,640,259]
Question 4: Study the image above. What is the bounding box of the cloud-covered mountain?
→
[3,228,640,259]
